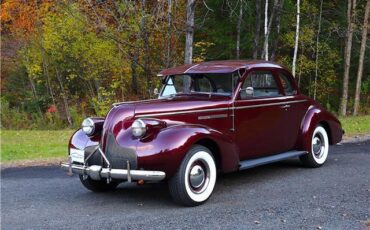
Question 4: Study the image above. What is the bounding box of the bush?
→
[1,97,68,130]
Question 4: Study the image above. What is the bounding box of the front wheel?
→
[300,125,329,167]
[168,145,217,206]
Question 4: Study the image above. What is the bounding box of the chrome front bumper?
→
[61,162,166,182]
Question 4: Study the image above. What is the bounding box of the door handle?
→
[280,104,291,109]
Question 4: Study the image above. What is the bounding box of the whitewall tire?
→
[300,125,329,167]
[168,145,217,206]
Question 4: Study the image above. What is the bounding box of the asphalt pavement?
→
[1,140,370,230]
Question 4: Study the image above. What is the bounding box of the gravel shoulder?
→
[1,140,370,230]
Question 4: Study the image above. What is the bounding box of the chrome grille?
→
[104,132,137,169]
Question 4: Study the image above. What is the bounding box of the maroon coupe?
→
[62,60,343,206]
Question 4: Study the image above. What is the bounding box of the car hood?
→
[132,96,229,117]
[101,95,230,149]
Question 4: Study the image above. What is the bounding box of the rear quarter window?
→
[279,72,296,96]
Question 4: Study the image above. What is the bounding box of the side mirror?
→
[153,88,159,96]
[245,87,254,97]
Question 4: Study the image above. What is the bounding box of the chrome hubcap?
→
[312,134,324,158]
[189,165,205,189]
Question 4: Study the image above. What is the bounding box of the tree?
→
[292,0,301,77]
[253,0,262,59]
[263,0,269,60]
[261,0,279,61]
[270,0,284,61]
[166,0,173,68]
[313,0,323,100]
[236,0,243,59]
[340,0,357,116]
[184,0,196,64]
[353,0,370,115]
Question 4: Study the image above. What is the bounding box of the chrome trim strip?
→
[198,114,228,120]
[135,100,307,118]
[136,107,230,118]
[234,99,307,110]
[112,98,162,107]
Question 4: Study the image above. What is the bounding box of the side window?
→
[196,77,212,92]
[279,72,295,96]
[240,71,282,99]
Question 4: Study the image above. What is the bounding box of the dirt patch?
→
[0,157,65,170]
[341,134,370,143]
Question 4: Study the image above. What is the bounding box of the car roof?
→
[158,60,285,76]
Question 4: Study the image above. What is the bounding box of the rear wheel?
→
[300,125,329,167]
[79,175,119,192]
[168,145,217,206]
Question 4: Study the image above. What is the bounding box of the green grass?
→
[1,115,369,163]
[339,115,370,136]
[1,130,74,162]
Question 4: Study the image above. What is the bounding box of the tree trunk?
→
[41,48,55,105]
[298,41,304,87]
[236,0,243,59]
[131,47,139,95]
[28,76,43,117]
[166,0,172,68]
[292,0,300,77]
[263,0,269,60]
[313,0,323,100]
[87,80,97,99]
[261,0,279,61]
[340,0,357,116]
[141,0,151,97]
[24,55,43,117]
[270,0,284,61]
[184,0,196,64]
[353,0,370,115]
[253,0,261,59]
[55,68,72,126]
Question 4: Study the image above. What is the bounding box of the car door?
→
[234,69,289,160]
[275,70,310,150]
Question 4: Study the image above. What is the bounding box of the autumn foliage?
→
[1,0,369,129]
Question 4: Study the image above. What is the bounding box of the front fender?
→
[69,129,100,152]
[135,124,238,177]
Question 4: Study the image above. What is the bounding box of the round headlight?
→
[82,118,95,136]
[132,119,146,137]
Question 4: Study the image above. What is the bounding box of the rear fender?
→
[298,105,343,152]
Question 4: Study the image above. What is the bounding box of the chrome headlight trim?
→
[132,119,147,137]
[82,118,95,136]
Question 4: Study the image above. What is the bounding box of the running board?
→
[239,150,307,170]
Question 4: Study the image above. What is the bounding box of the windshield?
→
[159,72,239,98]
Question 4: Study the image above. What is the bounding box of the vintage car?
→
[61,60,343,206]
